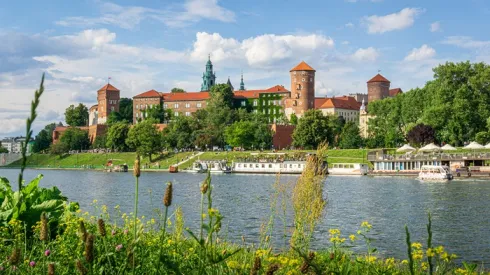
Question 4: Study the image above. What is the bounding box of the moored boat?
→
[328,163,368,175]
[190,160,231,174]
[232,160,307,174]
[418,165,453,180]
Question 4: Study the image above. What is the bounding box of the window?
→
[185,112,191,116]
[273,109,276,114]
[185,103,190,108]
[197,103,202,108]
[262,101,265,106]
[136,113,138,118]
[111,106,115,111]
[164,104,168,108]
[145,104,148,109]
[302,78,305,82]
[254,110,257,113]
[174,112,179,117]
[136,105,139,109]
[253,100,257,106]
[174,103,179,108]
[297,84,302,90]
[310,78,313,82]
[241,101,246,107]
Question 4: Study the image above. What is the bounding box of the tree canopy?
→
[65,104,89,126]
[32,123,57,153]
[126,119,161,161]
[292,110,331,149]
[59,128,90,151]
[106,122,131,152]
[171,88,186,93]
[338,122,363,149]
[368,61,490,146]
[0,145,8,153]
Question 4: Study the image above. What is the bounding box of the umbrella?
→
[464,141,484,150]
[396,144,416,152]
[441,144,457,151]
[419,143,441,152]
[484,143,490,149]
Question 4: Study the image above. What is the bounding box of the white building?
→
[1,137,33,154]
[314,96,361,123]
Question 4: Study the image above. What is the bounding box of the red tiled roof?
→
[389,88,402,97]
[89,104,98,111]
[265,85,289,92]
[367,74,390,83]
[233,91,261,99]
[290,61,315,72]
[163,92,210,102]
[316,96,361,110]
[134,89,161,98]
[314,98,328,108]
[98,84,120,92]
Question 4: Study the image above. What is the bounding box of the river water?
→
[1,169,489,263]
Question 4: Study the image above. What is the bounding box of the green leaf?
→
[23,174,43,196]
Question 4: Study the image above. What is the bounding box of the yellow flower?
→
[426,248,435,257]
[357,230,362,235]
[289,259,300,266]
[151,218,156,224]
[188,247,194,252]
[279,256,289,265]
[385,257,395,267]
[421,262,428,271]
[208,208,219,217]
[349,234,356,241]
[226,260,240,269]
[255,249,268,257]
[92,199,98,204]
[167,219,172,226]
[202,213,207,219]
[411,242,423,250]
[328,228,341,236]
[361,221,372,229]
[435,245,445,254]
[365,255,377,263]
[401,260,409,265]
[167,239,174,245]
[455,268,469,275]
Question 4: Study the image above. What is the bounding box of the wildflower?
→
[421,262,428,271]
[116,244,123,252]
[365,255,377,263]
[123,229,128,235]
[208,208,219,217]
[401,260,408,265]
[29,261,36,267]
[163,182,173,207]
[256,249,268,257]
[349,234,356,241]
[111,230,116,236]
[9,248,21,265]
[251,257,262,275]
[133,155,141,177]
[300,260,309,274]
[357,230,362,235]
[226,260,240,269]
[328,229,341,236]
[361,221,372,229]
[266,263,279,275]
[435,245,445,254]
[385,258,395,267]
[426,248,435,257]
[202,213,207,219]
[44,250,51,257]
[97,218,106,237]
[167,239,174,245]
[279,256,289,265]
[200,180,209,194]
[85,234,95,263]
[188,247,194,252]
[40,212,49,242]
[79,221,87,242]
[411,242,423,250]
[92,199,98,204]
[75,260,87,275]
[48,263,55,275]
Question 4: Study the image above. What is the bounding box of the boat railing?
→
[368,152,490,161]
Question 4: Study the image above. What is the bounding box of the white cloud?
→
[404,44,436,61]
[442,36,490,49]
[363,8,424,34]
[351,47,380,62]
[342,41,350,45]
[430,21,441,32]
[56,0,235,29]
[345,22,354,28]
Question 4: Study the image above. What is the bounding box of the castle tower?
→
[97,83,120,124]
[285,61,315,118]
[226,76,234,91]
[201,55,216,91]
[367,73,390,103]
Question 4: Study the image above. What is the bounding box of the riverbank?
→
[3,149,370,171]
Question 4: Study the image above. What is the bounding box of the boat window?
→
[238,164,241,168]
[262,164,265,168]
[339,164,344,168]
[269,164,272,168]
[290,164,293,168]
[243,164,247,168]
[256,164,259,168]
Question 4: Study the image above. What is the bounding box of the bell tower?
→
[285,61,315,119]
[201,55,216,91]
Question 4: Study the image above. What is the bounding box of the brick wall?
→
[271,124,295,149]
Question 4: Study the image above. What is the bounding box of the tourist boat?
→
[418,165,453,180]
[106,164,128,172]
[232,160,310,174]
[328,163,369,175]
[191,160,231,174]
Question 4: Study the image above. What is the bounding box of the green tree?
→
[209,84,234,108]
[406,124,436,147]
[224,121,255,149]
[65,103,89,126]
[290,113,298,125]
[126,119,161,161]
[338,122,363,149]
[106,122,131,152]
[91,135,107,149]
[59,128,90,151]
[32,123,57,153]
[143,104,166,123]
[119,98,133,122]
[0,145,8,153]
[171,88,186,93]
[50,141,69,157]
[475,131,489,145]
[292,110,331,149]
[162,116,194,149]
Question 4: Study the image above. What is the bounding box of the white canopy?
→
[441,144,457,151]
[485,143,490,149]
[396,144,416,152]
[464,141,484,150]
[419,143,441,152]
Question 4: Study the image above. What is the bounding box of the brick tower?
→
[285,61,315,119]
[367,73,390,103]
[97,83,120,124]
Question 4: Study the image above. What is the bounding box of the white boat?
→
[232,161,308,174]
[418,165,453,180]
[191,160,231,174]
[329,163,368,175]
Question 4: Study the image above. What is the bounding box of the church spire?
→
[201,55,216,91]
[239,71,245,91]
[226,76,234,91]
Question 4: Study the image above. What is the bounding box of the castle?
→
[53,58,402,148]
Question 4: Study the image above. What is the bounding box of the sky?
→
[1,0,489,137]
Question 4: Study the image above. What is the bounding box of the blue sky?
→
[1,0,490,137]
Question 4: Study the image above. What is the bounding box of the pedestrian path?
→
[173,152,204,167]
